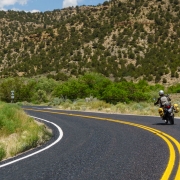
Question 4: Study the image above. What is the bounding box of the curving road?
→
[0,106,180,180]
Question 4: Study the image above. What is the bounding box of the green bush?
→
[79,72,112,98]
[0,104,21,135]
[53,77,89,100]
[0,77,58,103]
[102,83,129,103]
[32,90,47,103]
[102,80,151,103]
[0,74,166,105]
[168,84,180,93]
[0,78,36,102]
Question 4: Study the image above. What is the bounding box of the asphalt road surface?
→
[0,106,180,180]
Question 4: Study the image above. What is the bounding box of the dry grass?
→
[0,103,52,161]
[57,96,180,118]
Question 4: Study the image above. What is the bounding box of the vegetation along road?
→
[0,106,180,180]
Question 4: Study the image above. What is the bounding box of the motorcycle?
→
[158,103,179,125]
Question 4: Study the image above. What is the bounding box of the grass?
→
[56,95,180,117]
[56,99,157,115]
[0,102,52,161]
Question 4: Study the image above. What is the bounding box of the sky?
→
[0,0,107,12]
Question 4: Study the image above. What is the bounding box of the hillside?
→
[0,0,180,85]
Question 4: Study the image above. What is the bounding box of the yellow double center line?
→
[24,108,180,179]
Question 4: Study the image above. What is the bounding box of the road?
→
[0,106,180,180]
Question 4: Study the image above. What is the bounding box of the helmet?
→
[159,90,164,96]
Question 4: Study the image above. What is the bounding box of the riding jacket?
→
[154,95,171,107]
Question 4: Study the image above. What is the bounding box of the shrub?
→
[32,90,47,103]
[168,84,180,93]
[53,78,89,100]
[49,97,65,106]
[0,104,21,135]
[102,83,129,103]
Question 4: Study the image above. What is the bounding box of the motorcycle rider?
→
[154,90,171,107]
[154,90,171,120]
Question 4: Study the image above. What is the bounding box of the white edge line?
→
[0,116,63,168]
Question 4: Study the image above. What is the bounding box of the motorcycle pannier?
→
[158,108,164,117]
[173,104,179,113]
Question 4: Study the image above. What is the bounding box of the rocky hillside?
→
[0,0,180,85]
